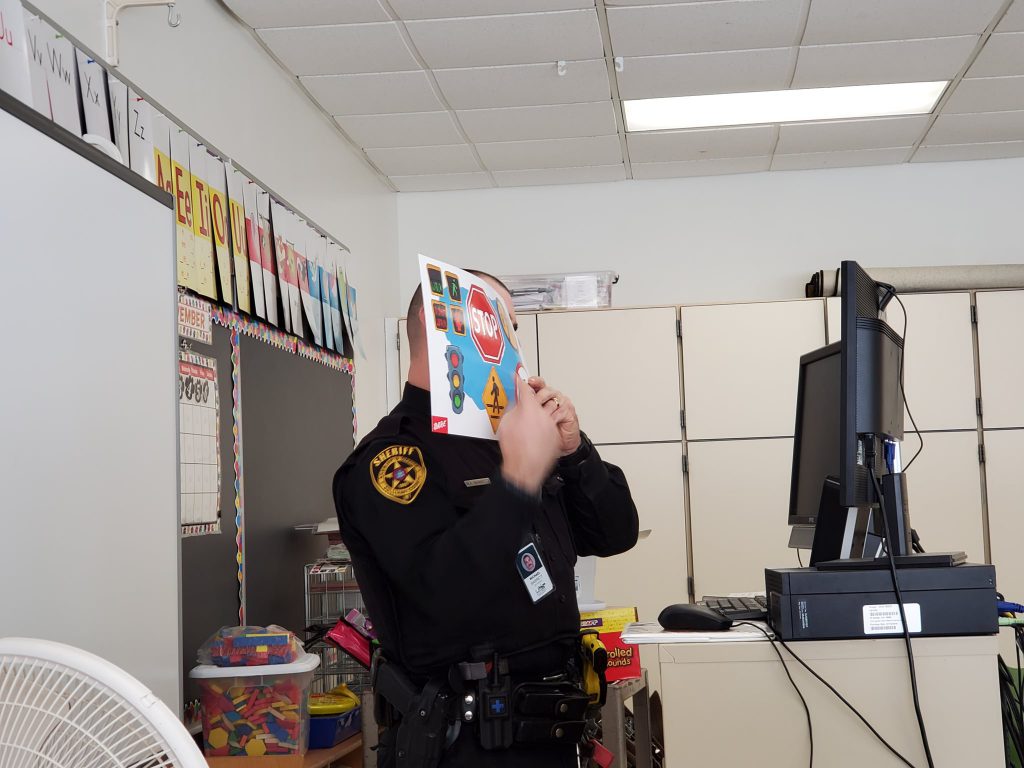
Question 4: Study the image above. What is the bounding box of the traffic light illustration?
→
[446,345,465,414]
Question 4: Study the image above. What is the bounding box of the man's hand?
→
[527,377,582,456]
[498,379,562,495]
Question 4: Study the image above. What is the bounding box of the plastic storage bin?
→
[190,652,320,757]
[309,707,362,749]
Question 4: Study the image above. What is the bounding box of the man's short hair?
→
[406,269,511,323]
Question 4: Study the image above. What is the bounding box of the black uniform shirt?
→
[332,384,639,679]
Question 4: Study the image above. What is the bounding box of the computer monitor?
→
[788,343,841,547]
[788,260,908,556]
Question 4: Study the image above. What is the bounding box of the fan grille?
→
[0,654,178,768]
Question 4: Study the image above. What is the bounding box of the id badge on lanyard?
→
[516,540,555,603]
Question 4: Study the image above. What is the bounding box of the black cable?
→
[741,622,917,768]
[797,548,804,568]
[771,635,918,768]
[736,622,813,768]
[1016,627,1024,757]
[869,465,935,768]
[892,294,924,471]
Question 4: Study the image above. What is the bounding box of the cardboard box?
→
[580,607,640,682]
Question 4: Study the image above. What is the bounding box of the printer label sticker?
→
[863,603,921,635]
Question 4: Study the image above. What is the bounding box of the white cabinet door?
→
[687,438,799,598]
[983,429,1024,660]
[680,300,826,440]
[591,442,686,696]
[883,293,978,432]
[591,443,688,624]
[398,318,410,386]
[976,291,1024,429]
[537,308,681,444]
[902,431,986,563]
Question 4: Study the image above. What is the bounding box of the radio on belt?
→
[765,563,997,641]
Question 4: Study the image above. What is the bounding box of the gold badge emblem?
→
[370,445,427,505]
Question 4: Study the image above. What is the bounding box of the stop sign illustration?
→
[468,285,505,365]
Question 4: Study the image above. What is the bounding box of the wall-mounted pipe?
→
[806,264,1024,297]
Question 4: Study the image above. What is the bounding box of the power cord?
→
[737,621,917,768]
[735,622,813,768]
[891,294,924,471]
[869,464,935,768]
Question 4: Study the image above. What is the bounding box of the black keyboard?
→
[701,595,768,621]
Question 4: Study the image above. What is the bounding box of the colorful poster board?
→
[226,166,253,314]
[106,73,129,165]
[24,14,50,116]
[170,127,196,291]
[418,255,526,439]
[271,200,300,334]
[0,0,33,106]
[256,188,278,326]
[326,243,346,355]
[207,152,234,306]
[39,19,80,135]
[188,136,217,299]
[151,111,172,194]
[76,50,110,140]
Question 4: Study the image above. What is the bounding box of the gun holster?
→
[372,654,452,768]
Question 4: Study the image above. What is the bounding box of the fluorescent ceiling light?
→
[623,81,948,132]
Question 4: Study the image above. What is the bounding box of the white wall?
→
[397,158,1024,307]
[30,0,398,436]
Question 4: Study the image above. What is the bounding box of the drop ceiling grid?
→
[224,0,1024,190]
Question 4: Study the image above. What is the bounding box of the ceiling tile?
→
[631,156,772,179]
[335,112,464,148]
[302,71,442,115]
[365,144,480,176]
[390,1,594,20]
[258,23,417,75]
[913,140,1024,162]
[944,76,1024,113]
[390,172,493,192]
[802,0,1005,45]
[771,147,912,171]
[606,0,806,57]
[617,48,795,100]
[925,110,1024,144]
[476,135,622,170]
[776,116,930,153]
[434,60,610,109]
[792,36,978,88]
[998,0,1024,32]
[493,164,627,187]
[627,125,775,162]
[457,101,616,142]
[223,0,388,27]
[404,10,603,69]
[968,32,1024,77]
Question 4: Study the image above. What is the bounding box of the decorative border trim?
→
[230,329,245,625]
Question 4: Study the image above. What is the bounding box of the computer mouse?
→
[658,603,734,632]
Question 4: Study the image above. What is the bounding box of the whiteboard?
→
[0,93,181,713]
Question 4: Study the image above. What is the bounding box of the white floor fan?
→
[0,638,206,768]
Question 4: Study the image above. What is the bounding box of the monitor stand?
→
[815,552,967,570]
[788,525,815,550]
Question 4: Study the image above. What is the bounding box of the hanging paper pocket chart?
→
[418,255,528,440]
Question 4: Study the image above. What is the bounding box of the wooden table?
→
[205,735,363,768]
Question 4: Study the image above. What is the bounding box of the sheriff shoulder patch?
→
[369,445,427,505]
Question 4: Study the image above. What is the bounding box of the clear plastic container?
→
[190,652,320,757]
[499,271,618,311]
